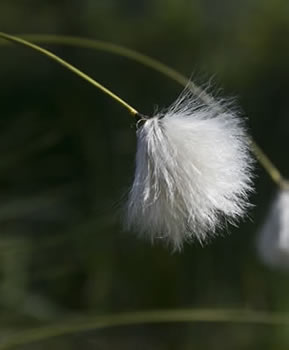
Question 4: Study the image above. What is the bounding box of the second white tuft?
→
[126,89,254,250]
[257,189,289,269]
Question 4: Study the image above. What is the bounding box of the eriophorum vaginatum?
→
[126,89,254,250]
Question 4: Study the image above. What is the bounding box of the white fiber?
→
[126,89,253,250]
[257,190,289,269]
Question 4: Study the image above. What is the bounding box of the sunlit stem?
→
[0,33,286,187]
[0,32,138,117]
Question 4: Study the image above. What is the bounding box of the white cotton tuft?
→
[257,189,289,269]
[126,89,254,250]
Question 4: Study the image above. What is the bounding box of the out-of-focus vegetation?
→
[0,0,289,348]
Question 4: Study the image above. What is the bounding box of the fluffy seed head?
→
[126,89,254,250]
[257,189,289,269]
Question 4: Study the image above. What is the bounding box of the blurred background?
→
[0,0,289,348]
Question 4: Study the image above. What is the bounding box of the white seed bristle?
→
[126,89,254,250]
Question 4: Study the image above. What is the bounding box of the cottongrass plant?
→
[1,31,289,350]
[127,91,253,249]
[0,32,255,250]
[2,34,287,254]
[257,187,289,269]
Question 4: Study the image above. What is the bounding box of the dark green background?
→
[0,0,289,348]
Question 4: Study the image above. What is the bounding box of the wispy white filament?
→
[257,189,289,269]
[126,90,253,250]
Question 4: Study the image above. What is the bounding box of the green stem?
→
[1,308,289,349]
[0,32,138,117]
[0,33,285,187]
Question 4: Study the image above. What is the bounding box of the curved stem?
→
[250,140,287,189]
[1,308,289,349]
[0,32,138,117]
[0,33,285,187]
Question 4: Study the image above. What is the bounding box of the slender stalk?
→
[0,34,212,105]
[250,141,288,189]
[0,32,138,117]
[1,308,289,349]
[0,33,285,186]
